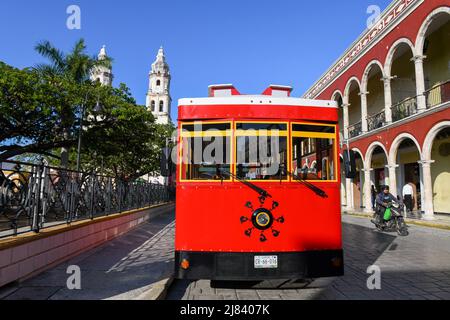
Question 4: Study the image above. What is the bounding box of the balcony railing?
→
[391,96,418,123]
[345,79,449,139]
[348,121,362,139]
[425,80,450,109]
[367,110,386,131]
[0,160,173,238]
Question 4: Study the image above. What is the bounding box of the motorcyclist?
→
[372,185,398,226]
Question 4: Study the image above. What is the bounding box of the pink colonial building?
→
[303,0,449,220]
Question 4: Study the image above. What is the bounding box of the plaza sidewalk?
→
[0,204,175,300]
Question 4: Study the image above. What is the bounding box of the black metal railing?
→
[391,96,418,122]
[367,110,386,131]
[425,80,450,109]
[0,160,173,238]
[348,121,362,139]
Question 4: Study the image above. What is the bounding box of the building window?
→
[159,101,164,112]
[151,100,155,112]
[156,80,161,86]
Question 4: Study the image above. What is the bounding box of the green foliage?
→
[0,39,174,180]
[0,62,82,160]
[34,38,112,84]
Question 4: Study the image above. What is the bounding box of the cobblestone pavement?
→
[167,215,450,300]
[0,204,175,300]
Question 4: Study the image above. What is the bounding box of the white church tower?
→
[90,45,113,86]
[146,47,172,125]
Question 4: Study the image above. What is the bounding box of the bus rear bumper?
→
[175,250,344,281]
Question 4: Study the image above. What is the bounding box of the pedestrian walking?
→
[371,184,377,210]
[403,183,414,213]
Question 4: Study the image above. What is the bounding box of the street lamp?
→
[76,93,89,172]
[76,94,103,172]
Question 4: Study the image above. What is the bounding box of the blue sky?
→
[0,0,391,121]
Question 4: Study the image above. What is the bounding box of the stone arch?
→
[332,90,345,136]
[344,77,363,138]
[352,147,365,165]
[415,6,450,56]
[331,90,344,102]
[384,38,417,77]
[344,77,361,99]
[389,132,423,165]
[365,141,388,169]
[361,60,386,93]
[423,121,450,161]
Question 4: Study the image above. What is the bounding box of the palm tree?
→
[34,39,112,168]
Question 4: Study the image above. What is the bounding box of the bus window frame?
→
[291,122,338,183]
[234,121,290,183]
[179,121,233,183]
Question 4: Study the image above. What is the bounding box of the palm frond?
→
[34,40,65,70]
[72,38,87,57]
[33,63,64,78]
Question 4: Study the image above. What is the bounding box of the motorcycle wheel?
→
[396,219,409,236]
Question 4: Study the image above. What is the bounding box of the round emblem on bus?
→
[252,208,274,230]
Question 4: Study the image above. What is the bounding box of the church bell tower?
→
[146,47,172,125]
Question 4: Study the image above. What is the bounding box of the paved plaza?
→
[0,204,175,300]
[2,204,450,300]
[167,215,450,300]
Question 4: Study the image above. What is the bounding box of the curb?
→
[344,212,450,231]
[135,275,175,300]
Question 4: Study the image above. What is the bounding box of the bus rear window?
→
[235,122,288,181]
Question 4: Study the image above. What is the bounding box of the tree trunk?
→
[60,129,70,168]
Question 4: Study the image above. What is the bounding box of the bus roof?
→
[179,96,337,108]
[178,85,338,122]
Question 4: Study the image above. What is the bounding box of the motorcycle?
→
[373,201,409,236]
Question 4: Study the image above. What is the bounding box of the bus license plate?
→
[254,256,278,269]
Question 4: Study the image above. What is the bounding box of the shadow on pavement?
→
[167,222,400,300]
[2,204,176,300]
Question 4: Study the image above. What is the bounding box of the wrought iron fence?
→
[425,80,450,109]
[0,160,173,238]
[391,96,418,122]
[348,121,362,139]
[367,110,386,131]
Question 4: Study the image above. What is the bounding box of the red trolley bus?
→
[171,84,348,281]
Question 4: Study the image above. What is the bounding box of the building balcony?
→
[345,79,449,141]
[392,96,418,123]
[425,80,450,110]
[367,110,386,131]
[348,121,362,139]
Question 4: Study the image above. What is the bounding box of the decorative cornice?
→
[303,0,423,99]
